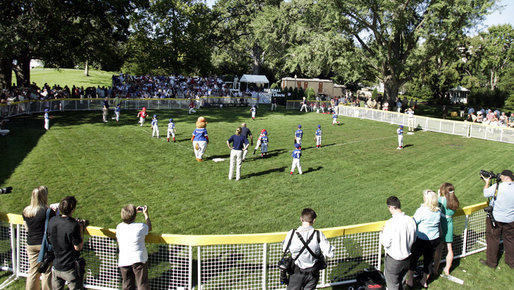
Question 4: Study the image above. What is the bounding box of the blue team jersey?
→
[292,149,302,159]
[397,128,403,135]
[168,122,175,130]
[44,112,49,120]
[115,106,121,112]
[315,129,322,136]
[151,118,158,126]
[192,128,208,141]
[332,113,338,119]
[295,129,303,138]
[261,136,269,144]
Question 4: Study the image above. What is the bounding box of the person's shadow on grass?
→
[244,166,287,178]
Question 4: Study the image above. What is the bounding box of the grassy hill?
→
[13,68,115,88]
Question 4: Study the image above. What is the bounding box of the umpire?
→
[481,169,514,269]
[282,208,334,289]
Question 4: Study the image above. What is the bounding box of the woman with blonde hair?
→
[22,186,55,290]
[433,182,460,276]
[406,190,441,288]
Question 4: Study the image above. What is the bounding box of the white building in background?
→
[30,59,43,69]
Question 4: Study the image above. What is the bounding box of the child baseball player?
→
[44,108,50,130]
[290,143,302,175]
[260,131,269,157]
[137,107,147,126]
[250,105,256,120]
[115,103,121,122]
[295,125,303,149]
[397,125,403,149]
[151,115,159,138]
[167,118,176,142]
[315,125,322,148]
[188,100,196,114]
[253,129,267,155]
[332,112,339,125]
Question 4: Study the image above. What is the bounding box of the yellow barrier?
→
[1,201,487,246]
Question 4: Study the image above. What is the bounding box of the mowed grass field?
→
[1,106,513,235]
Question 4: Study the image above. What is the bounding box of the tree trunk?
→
[0,58,13,89]
[13,51,31,87]
[383,74,400,103]
[85,60,89,76]
[251,44,263,75]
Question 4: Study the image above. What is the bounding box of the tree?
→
[330,0,496,101]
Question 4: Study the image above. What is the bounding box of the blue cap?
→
[298,125,302,128]
[264,131,267,135]
[295,143,301,148]
[153,114,157,118]
[399,125,403,128]
[169,118,173,122]
[318,124,321,128]
[44,108,49,112]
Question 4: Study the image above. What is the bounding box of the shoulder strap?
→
[295,230,321,260]
[282,229,296,257]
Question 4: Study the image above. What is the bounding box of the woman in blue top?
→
[406,190,441,288]
[433,182,460,276]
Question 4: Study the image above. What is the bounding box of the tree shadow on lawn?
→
[0,116,45,185]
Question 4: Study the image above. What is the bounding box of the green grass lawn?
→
[1,107,512,235]
[13,68,115,88]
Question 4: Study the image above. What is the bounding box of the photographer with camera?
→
[281,208,333,290]
[480,170,514,269]
[116,205,152,290]
[48,196,85,290]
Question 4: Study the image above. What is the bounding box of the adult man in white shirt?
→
[381,196,416,290]
[282,208,334,290]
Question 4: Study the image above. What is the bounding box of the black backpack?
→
[354,269,386,290]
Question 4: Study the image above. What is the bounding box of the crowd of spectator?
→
[466,107,514,127]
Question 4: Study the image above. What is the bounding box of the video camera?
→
[75,218,89,228]
[0,187,12,194]
[480,170,501,180]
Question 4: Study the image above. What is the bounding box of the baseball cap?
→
[399,125,403,128]
[169,118,173,122]
[294,143,300,148]
[44,108,49,112]
[501,170,514,179]
[153,114,157,118]
[261,129,266,133]
[298,125,302,128]
[318,125,321,128]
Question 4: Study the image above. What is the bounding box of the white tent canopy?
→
[450,86,469,92]
[239,74,269,84]
[449,86,470,104]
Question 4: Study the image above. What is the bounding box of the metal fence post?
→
[377,232,382,271]
[189,246,193,290]
[461,215,469,257]
[197,246,202,290]
[262,243,267,290]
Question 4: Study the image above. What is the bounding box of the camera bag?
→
[278,229,296,276]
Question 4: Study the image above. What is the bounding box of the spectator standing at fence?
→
[282,208,333,289]
[23,186,56,290]
[137,107,147,126]
[240,123,253,161]
[271,97,277,111]
[151,115,159,138]
[48,196,85,290]
[116,205,152,290]
[406,190,441,288]
[480,170,514,269]
[406,108,415,132]
[226,127,249,180]
[381,196,416,290]
[433,182,460,276]
[43,108,50,131]
[102,97,109,123]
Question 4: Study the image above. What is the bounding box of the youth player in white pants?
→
[115,104,121,122]
[397,125,403,149]
[253,129,266,155]
[290,143,302,175]
[295,125,303,148]
[44,108,50,130]
[151,115,159,138]
[250,105,256,120]
[315,125,322,148]
[137,107,147,126]
[167,118,176,142]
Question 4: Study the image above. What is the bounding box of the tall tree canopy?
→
[330,0,495,101]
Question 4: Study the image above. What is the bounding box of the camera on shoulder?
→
[480,170,500,180]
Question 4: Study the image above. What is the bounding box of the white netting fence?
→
[0,204,491,289]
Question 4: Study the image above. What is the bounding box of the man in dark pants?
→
[481,170,514,269]
[381,196,416,290]
[282,208,333,290]
[240,122,253,161]
[48,196,85,290]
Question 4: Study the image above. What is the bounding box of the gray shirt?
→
[282,225,334,269]
[484,182,514,223]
